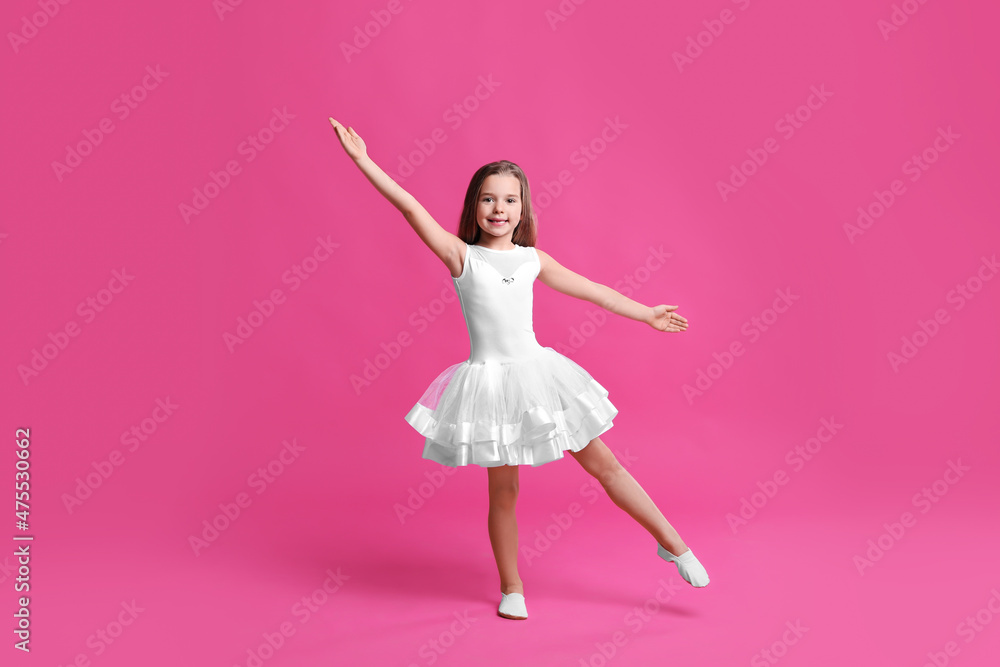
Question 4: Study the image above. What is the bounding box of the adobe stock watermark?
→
[920,587,1000,667]
[188,438,306,556]
[682,287,799,404]
[61,397,179,514]
[530,116,629,213]
[726,416,843,535]
[844,126,960,243]
[8,0,75,54]
[213,0,249,21]
[672,0,754,73]
[18,268,135,386]
[577,577,682,666]
[179,106,296,224]
[877,0,934,40]
[717,84,833,202]
[223,235,338,353]
[750,620,810,667]
[521,448,639,566]
[350,277,458,396]
[56,600,145,664]
[392,74,502,183]
[853,458,970,576]
[232,567,349,667]
[340,0,414,63]
[544,0,589,31]
[405,609,478,667]
[394,465,459,524]
[887,254,997,373]
[50,65,169,182]
[552,246,672,357]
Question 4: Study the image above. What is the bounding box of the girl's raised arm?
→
[329,117,465,277]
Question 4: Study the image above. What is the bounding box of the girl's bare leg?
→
[569,436,689,555]
[487,464,523,595]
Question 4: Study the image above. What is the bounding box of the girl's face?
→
[476,173,522,243]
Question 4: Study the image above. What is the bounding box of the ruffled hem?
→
[403,347,618,467]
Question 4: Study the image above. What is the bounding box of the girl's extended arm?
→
[329,117,464,276]
[536,249,688,333]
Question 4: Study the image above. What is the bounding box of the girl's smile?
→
[476,173,522,244]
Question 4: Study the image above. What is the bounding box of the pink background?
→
[3,1,999,665]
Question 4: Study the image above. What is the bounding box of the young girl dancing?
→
[329,117,710,621]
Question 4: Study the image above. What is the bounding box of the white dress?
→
[404,242,618,467]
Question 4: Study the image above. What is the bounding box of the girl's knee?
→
[489,483,519,508]
[577,438,624,484]
[488,466,520,502]
[596,459,626,487]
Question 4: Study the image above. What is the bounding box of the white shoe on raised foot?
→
[498,592,528,619]
[657,544,710,587]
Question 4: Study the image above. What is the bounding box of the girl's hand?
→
[329,117,368,162]
[648,304,688,332]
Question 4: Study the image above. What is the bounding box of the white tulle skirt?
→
[404,346,618,467]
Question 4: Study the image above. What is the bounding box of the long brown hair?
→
[457,160,538,247]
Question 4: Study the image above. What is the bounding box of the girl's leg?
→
[569,436,689,556]
[487,464,523,595]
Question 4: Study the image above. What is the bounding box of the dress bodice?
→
[454,243,542,364]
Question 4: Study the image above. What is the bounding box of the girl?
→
[329,118,709,620]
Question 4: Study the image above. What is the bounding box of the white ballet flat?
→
[498,592,528,619]
[657,543,710,587]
